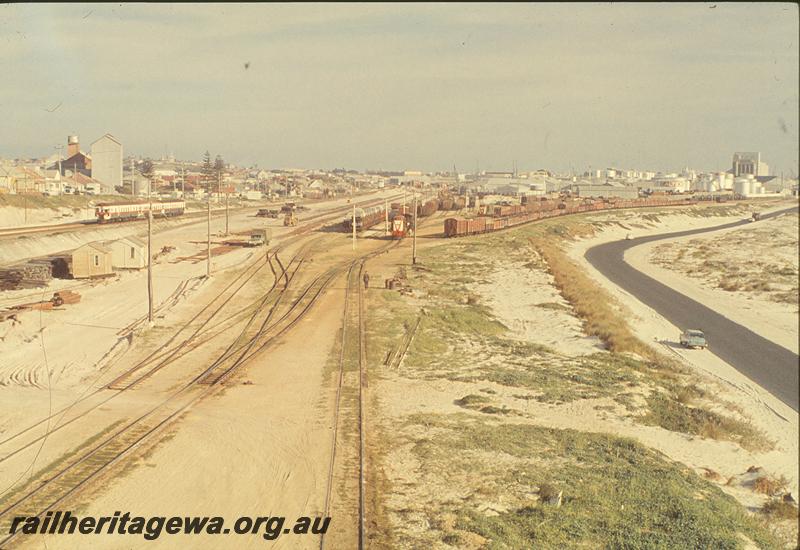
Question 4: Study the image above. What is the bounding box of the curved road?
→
[586,206,799,412]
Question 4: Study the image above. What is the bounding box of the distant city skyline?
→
[1,3,798,175]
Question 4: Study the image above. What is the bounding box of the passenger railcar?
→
[95,200,186,223]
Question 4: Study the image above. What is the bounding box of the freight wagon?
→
[95,200,186,223]
[443,197,694,237]
[417,198,438,218]
[342,206,387,232]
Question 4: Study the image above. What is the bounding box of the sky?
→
[1,3,798,174]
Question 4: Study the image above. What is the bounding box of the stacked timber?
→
[0,261,53,291]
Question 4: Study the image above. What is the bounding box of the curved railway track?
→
[0,236,398,548]
[0,229,328,459]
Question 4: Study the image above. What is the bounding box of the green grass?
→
[641,392,772,452]
[407,416,781,550]
[0,419,126,513]
[365,207,788,547]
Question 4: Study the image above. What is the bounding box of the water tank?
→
[734,178,751,196]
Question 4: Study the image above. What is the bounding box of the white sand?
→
[567,206,799,498]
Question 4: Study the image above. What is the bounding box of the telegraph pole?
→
[225,188,229,236]
[412,194,418,265]
[265,217,269,265]
[147,177,154,323]
[384,198,388,237]
[23,172,28,223]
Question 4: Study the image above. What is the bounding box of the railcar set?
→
[95,200,186,223]
[443,196,695,238]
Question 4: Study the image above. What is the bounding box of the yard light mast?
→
[352,204,356,251]
[412,194,418,265]
[207,186,212,277]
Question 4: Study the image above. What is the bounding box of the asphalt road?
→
[585,206,799,412]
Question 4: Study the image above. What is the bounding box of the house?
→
[0,164,14,193]
[12,167,47,193]
[71,242,113,279]
[107,237,147,270]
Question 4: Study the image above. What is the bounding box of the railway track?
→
[320,257,371,550]
[0,237,397,548]
[0,196,415,468]
[0,252,275,458]
[0,250,307,547]
[0,230,330,460]
[0,241,318,471]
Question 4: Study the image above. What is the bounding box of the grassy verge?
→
[363,206,785,547]
[405,414,782,549]
[532,238,651,356]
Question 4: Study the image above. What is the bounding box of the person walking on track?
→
[363,272,370,290]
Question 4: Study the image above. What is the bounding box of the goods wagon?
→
[95,200,185,223]
[342,205,386,232]
[444,197,695,237]
[417,198,438,218]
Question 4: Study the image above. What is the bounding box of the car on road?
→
[680,329,707,349]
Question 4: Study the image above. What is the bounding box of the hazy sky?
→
[1,3,797,174]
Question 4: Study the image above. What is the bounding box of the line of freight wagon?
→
[342,196,466,236]
[443,196,696,238]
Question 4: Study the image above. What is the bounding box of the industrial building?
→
[571,183,639,199]
[90,134,123,191]
[732,152,769,178]
[50,135,92,177]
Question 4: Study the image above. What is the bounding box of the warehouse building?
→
[90,134,123,191]
[572,183,639,199]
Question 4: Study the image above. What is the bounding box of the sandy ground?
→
[0,205,95,227]
[627,211,798,354]
[0,191,402,549]
[472,265,602,356]
[31,274,346,549]
[1,201,796,548]
[366,204,798,547]
[567,205,799,497]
